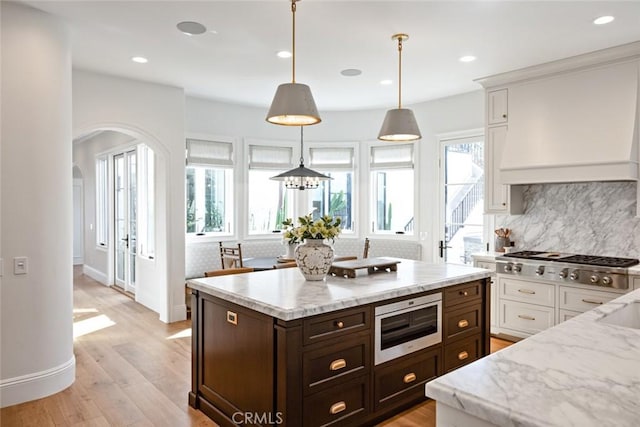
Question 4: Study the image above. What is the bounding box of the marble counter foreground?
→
[426,288,640,427]
[187,259,491,320]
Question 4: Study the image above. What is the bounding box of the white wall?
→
[185,90,484,262]
[1,2,75,407]
[72,71,186,323]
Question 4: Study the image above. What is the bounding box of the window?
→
[186,138,234,236]
[308,146,355,232]
[247,144,294,235]
[96,156,108,247]
[370,144,415,234]
[138,144,155,258]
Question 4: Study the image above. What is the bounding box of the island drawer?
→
[444,335,480,372]
[303,307,371,345]
[444,302,481,343]
[373,347,440,411]
[303,333,370,395]
[303,375,369,427]
[444,281,482,308]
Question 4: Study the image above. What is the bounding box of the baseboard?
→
[73,257,84,265]
[171,303,187,323]
[82,264,108,285]
[0,356,75,408]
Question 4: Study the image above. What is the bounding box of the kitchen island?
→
[187,259,492,426]
[426,287,640,427]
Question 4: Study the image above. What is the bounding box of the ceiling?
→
[22,1,640,111]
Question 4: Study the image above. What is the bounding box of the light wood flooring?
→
[0,269,513,427]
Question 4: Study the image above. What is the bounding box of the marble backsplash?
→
[495,181,640,258]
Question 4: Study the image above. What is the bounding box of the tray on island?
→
[329,257,400,278]
[276,256,295,263]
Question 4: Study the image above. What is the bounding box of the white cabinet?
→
[487,89,508,125]
[633,276,640,290]
[558,286,619,313]
[499,277,555,307]
[484,89,523,215]
[474,260,497,333]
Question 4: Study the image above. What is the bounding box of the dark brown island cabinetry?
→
[189,279,490,426]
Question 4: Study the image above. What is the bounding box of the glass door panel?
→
[114,150,136,293]
[440,139,484,264]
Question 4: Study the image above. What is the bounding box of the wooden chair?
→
[204,267,254,277]
[363,238,370,259]
[219,242,243,269]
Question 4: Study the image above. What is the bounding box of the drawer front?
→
[476,261,496,272]
[499,277,555,307]
[303,375,369,427]
[444,335,481,372]
[444,303,481,343]
[559,286,620,313]
[558,308,581,323]
[444,281,482,308]
[304,307,370,345]
[374,347,440,411]
[303,335,369,394]
[499,300,554,334]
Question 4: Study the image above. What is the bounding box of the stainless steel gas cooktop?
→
[495,251,639,289]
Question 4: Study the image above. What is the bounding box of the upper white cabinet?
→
[483,88,523,214]
[487,89,508,125]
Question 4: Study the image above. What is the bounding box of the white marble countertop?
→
[426,288,640,427]
[187,259,491,321]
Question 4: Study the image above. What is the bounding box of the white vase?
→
[294,239,334,281]
[283,242,297,259]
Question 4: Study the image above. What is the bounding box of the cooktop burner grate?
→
[502,251,639,268]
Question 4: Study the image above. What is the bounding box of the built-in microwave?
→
[374,293,442,365]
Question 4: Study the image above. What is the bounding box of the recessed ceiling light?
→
[380,79,393,85]
[459,55,476,63]
[131,56,148,64]
[177,21,207,35]
[593,15,615,25]
[340,68,362,77]
[277,50,292,58]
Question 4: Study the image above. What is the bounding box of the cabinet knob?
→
[458,319,469,328]
[403,372,417,383]
[335,321,344,329]
[458,351,469,360]
[502,113,507,118]
[329,401,346,415]
[502,202,506,206]
[329,358,347,371]
[459,290,469,296]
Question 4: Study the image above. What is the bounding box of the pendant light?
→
[270,127,331,190]
[266,0,321,126]
[378,33,421,142]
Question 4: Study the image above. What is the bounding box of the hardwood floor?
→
[0,269,513,427]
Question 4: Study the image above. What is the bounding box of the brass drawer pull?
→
[458,351,469,360]
[459,290,469,296]
[329,359,346,371]
[582,298,604,305]
[403,372,416,383]
[458,319,469,328]
[226,311,237,325]
[518,314,535,321]
[335,321,344,329]
[329,401,346,415]
[518,288,536,295]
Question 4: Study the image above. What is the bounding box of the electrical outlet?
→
[14,257,28,275]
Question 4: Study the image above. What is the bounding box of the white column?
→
[1,2,75,407]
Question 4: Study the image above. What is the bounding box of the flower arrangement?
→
[282,214,342,244]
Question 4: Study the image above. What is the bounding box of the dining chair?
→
[219,242,243,269]
[363,238,370,259]
[204,266,254,277]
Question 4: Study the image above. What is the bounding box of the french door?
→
[439,135,485,265]
[114,150,137,293]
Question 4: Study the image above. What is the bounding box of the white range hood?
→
[478,42,640,186]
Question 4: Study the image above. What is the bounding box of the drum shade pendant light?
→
[378,34,421,142]
[271,127,331,190]
[266,0,321,126]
